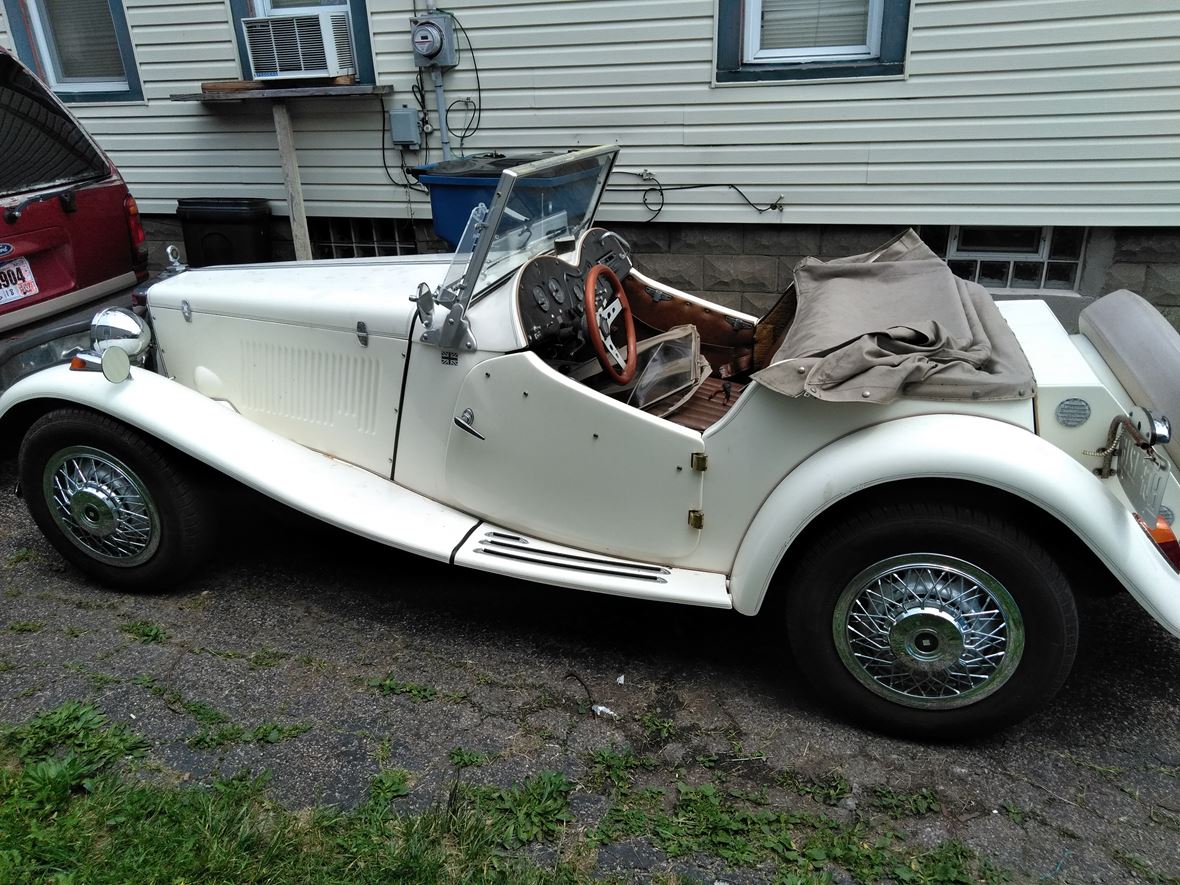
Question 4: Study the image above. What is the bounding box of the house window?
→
[717,0,910,83]
[1,0,142,102]
[921,226,1087,292]
[228,0,375,84]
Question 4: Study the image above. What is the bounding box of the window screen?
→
[761,0,870,50]
[37,0,126,82]
[0,54,109,198]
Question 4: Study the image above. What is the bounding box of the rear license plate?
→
[1117,431,1169,524]
[0,258,39,305]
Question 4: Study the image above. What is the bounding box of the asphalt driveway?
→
[1,457,1177,883]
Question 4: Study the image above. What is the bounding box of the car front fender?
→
[0,364,478,561]
[729,413,1180,639]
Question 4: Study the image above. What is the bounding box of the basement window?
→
[309,217,417,260]
[920,226,1087,291]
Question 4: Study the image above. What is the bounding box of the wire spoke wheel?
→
[833,553,1024,710]
[42,445,160,568]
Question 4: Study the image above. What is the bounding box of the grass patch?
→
[637,713,675,741]
[7,622,43,634]
[249,648,290,670]
[871,786,941,818]
[0,706,577,884]
[0,660,14,674]
[468,771,573,850]
[3,588,20,598]
[120,620,167,644]
[371,768,412,801]
[780,768,852,805]
[449,748,493,770]
[368,673,437,703]
[595,780,1007,884]
[134,676,309,750]
[586,747,655,791]
[5,548,34,567]
[1111,849,1180,884]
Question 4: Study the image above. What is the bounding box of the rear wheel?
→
[19,408,214,591]
[785,499,1078,739]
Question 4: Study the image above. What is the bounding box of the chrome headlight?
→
[91,307,151,358]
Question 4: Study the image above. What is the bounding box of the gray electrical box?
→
[389,105,420,150]
[410,14,457,68]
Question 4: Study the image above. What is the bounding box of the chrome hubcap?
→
[43,447,159,567]
[833,554,1024,710]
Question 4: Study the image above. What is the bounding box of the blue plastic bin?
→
[411,153,600,249]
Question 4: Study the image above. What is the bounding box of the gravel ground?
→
[0,456,1178,884]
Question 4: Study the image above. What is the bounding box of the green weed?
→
[249,648,290,670]
[586,746,654,791]
[468,770,573,849]
[120,620,167,644]
[781,768,852,805]
[1001,800,1028,825]
[7,622,43,634]
[638,713,675,741]
[871,786,941,818]
[5,548,34,567]
[448,748,493,769]
[367,673,437,702]
[1111,849,1180,884]
[370,768,412,802]
[0,660,14,673]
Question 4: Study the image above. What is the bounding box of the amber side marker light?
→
[1137,514,1180,573]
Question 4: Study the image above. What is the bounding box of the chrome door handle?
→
[454,407,485,440]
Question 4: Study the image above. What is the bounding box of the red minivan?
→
[0,47,147,335]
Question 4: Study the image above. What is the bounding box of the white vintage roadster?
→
[2,146,1177,738]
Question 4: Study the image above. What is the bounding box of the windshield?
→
[449,147,616,303]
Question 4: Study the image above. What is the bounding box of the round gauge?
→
[547,277,565,304]
[531,285,549,312]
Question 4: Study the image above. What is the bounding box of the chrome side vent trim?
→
[474,533,669,583]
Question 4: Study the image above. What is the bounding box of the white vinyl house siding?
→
[2,0,1177,225]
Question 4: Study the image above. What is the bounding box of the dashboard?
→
[516,228,633,364]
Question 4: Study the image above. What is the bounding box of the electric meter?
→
[410,15,457,67]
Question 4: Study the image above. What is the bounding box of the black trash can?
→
[176,197,272,267]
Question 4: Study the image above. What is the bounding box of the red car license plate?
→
[0,258,39,305]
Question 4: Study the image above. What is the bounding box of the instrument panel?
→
[516,229,633,362]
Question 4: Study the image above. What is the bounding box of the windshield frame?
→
[460,145,619,306]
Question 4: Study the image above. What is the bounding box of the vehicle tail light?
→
[125,194,149,282]
[1136,513,1180,573]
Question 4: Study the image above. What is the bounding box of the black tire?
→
[785,498,1078,740]
[18,408,215,592]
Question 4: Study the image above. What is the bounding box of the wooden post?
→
[271,99,313,261]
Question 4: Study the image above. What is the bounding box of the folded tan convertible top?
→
[754,230,1036,405]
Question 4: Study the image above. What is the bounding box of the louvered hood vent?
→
[244,11,356,80]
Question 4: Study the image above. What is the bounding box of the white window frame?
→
[258,0,347,13]
[743,0,884,64]
[24,0,129,93]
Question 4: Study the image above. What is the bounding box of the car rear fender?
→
[730,413,1180,639]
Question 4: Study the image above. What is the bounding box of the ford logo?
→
[0,244,12,258]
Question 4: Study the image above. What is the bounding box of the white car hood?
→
[147,255,453,338]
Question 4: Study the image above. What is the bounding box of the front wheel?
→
[785,499,1078,739]
[19,408,215,592]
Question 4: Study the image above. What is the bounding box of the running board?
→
[454,526,732,608]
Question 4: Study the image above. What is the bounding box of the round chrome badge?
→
[1055,398,1091,428]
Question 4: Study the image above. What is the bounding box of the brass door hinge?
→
[688,509,704,529]
[690,453,708,471]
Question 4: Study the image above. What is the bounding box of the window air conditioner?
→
[243,10,356,80]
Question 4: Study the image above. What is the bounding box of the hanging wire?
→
[609,168,785,222]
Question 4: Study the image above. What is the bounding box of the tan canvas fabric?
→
[753,230,1036,404]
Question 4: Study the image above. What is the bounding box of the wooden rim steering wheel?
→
[584,264,637,385]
